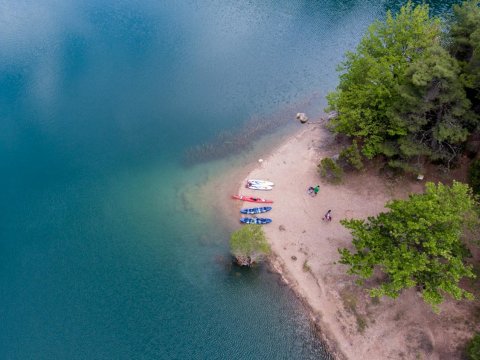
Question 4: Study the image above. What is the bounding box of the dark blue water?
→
[0,1,459,359]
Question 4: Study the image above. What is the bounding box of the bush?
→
[230,225,270,265]
[386,159,419,175]
[468,159,480,195]
[318,157,343,183]
[339,140,364,170]
[302,260,311,273]
[466,332,480,360]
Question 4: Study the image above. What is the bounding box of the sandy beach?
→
[232,123,477,359]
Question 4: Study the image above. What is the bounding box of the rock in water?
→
[296,112,308,124]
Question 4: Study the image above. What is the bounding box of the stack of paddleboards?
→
[232,179,274,225]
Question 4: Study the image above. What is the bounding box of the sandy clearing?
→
[233,123,478,359]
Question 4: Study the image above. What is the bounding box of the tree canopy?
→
[450,0,480,114]
[339,181,477,310]
[230,225,270,266]
[327,1,479,172]
[466,332,480,360]
[390,44,475,169]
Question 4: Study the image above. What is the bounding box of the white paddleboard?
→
[247,179,275,187]
[247,184,273,191]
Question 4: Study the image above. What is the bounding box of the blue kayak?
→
[240,217,272,225]
[240,206,272,215]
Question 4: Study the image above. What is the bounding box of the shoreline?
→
[234,123,476,359]
[266,249,345,359]
[238,123,353,359]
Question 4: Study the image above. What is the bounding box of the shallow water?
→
[0,0,459,358]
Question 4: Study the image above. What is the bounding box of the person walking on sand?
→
[313,185,320,196]
[323,209,332,221]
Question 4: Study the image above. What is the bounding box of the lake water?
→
[0,1,458,359]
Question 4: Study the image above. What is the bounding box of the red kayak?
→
[232,195,273,203]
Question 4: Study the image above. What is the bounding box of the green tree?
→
[327,1,441,159]
[390,44,476,168]
[450,0,480,114]
[339,181,477,310]
[339,140,364,170]
[466,332,480,360]
[230,225,270,266]
[328,1,479,171]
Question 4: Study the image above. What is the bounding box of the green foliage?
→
[386,159,420,175]
[450,0,480,61]
[466,332,480,360]
[230,225,270,261]
[339,140,364,170]
[469,159,480,194]
[327,1,441,159]
[450,0,480,115]
[392,44,476,166]
[339,181,478,310]
[327,1,479,171]
[318,157,343,183]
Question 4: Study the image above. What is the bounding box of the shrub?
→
[386,159,419,175]
[356,315,367,334]
[230,225,270,266]
[303,260,311,273]
[339,140,364,170]
[468,159,480,195]
[318,157,343,183]
[466,332,480,360]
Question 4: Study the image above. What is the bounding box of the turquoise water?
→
[0,1,459,359]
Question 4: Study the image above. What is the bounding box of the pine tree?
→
[391,45,475,169]
[450,0,480,115]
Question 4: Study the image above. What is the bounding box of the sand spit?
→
[234,123,478,359]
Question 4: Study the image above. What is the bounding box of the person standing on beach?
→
[323,209,332,221]
[314,185,320,195]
